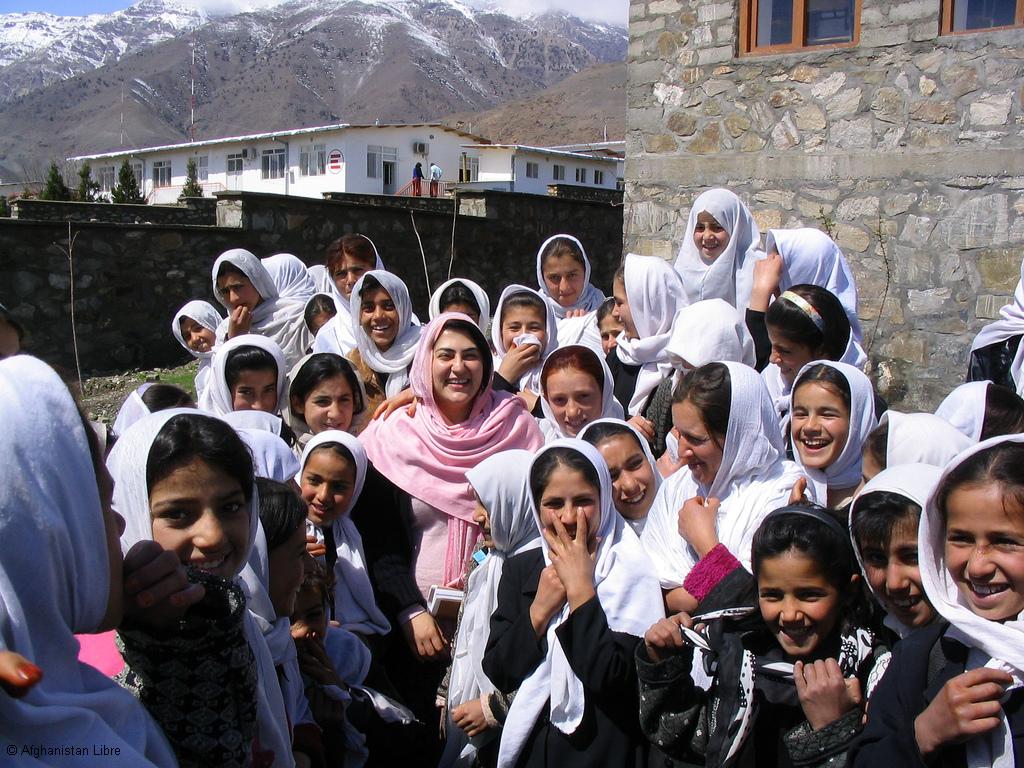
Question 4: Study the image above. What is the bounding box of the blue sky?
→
[0,0,627,24]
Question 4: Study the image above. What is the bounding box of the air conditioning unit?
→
[413,141,429,155]
[241,147,257,160]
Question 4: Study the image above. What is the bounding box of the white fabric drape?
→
[428,277,492,333]
[263,253,317,302]
[881,410,973,468]
[935,381,990,442]
[665,298,756,371]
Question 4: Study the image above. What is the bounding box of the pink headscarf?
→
[361,312,544,584]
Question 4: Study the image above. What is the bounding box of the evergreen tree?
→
[40,162,71,201]
[178,157,204,201]
[76,163,101,203]
[0,196,8,217]
[111,158,144,204]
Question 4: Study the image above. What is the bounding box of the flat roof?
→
[70,122,490,161]
[459,143,620,163]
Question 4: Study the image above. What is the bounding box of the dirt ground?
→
[79,361,198,425]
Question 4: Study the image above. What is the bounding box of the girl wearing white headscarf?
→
[205,333,289,417]
[236,428,301,484]
[342,270,422,409]
[936,381,1024,443]
[673,188,765,310]
[429,277,491,332]
[968,256,1024,391]
[263,253,317,302]
[212,248,312,367]
[297,432,391,637]
[789,361,877,509]
[611,254,688,416]
[172,299,223,405]
[642,362,814,595]
[312,236,387,356]
[535,235,606,355]
[108,409,295,768]
[849,464,943,640]
[440,450,540,768]
[538,344,624,441]
[852,435,1024,767]
[0,356,178,768]
[862,411,973,483]
[483,440,664,768]
[491,284,559,398]
[642,298,757,460]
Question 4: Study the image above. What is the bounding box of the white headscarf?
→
[263,253,317,302]
[579,417,664,536]
[665,299,756,371]
[239,518,314,732]
[113,383,154,438]
[428,277,491,333]
[298,432,391,636]
[767,227,863,344]
[919,435,1024,768]
[350,270,422,398]
[0,356,177,768]
[498,440,664,768]
[491,284,559,393]
[935,381,990,442]
[535,234,606,318]
[221,409,284,435]
[641,362,815,585]
[212,248,312,367]
[970,257,1024,353]
[172,299,223,407]
[107,409,294,767]
[614,253,688,415]
[538,345,624,441]
[790,360,877,502]
[881,410,973,468]
[281,353,370,448]
[849,463,942,638]
[205,333,288,417]
[236,428,301,483]
[444,451,540,765]
[673,188,765,309]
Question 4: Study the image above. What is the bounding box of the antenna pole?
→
[189,36,196,141]
[120,84,125,146]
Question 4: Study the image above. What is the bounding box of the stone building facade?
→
[626,0,1024,409]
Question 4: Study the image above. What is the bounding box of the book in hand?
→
[427,586,464,620]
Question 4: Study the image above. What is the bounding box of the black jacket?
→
[968,336,1022,390]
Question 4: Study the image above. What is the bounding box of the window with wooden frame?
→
[941,0,1023,33]
[741,0,861,54]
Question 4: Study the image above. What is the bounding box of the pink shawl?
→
[361,313,544,584]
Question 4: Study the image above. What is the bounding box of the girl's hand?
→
[373,388,417,420]
[677,495,721,558]
[517,389,539,413]
[0,652,42,698]
[544,512,597,611]
[529,565,567,636]
[451,697,491,737]
[122,541,205,629]
[498,342,541,384]
[627,415,655,441]
[295,636,344,688]
[749,252,784,312]
[401,611,448,661]
[227,305,252,338]
[664,586,699,615]
[913,667,1013,757]
[795,659,863,730]
[788,476,810,505]
[305,534,327,559]
[644,612,693,662]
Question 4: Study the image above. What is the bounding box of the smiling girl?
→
[311,235,386,357]
[535,235,606,353]
[639,504,880,767]
[491,285,558,406]
[283,353,368,447]
[852,436,1024,766]
[790,362,877,509]
[580,418,662,534]
[538,345,624,440]
[205,333,288,418]
[171,299,222,407]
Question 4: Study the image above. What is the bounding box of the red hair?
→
[541,346,604,395]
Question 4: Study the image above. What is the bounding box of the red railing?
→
[393,179,456,197]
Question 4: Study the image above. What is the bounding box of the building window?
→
[152,160,172,188]
[575,167,587,183]
[99,165,116,193]
[262,148,286,180]
[300,144,326,176]
[741,0,859,54]
[197,155,209,182]
[594,169,605,185]
[458,155,479,182]
[131,162,143,189]
[552,164,565,181]
[942,0,1022,32]
[525,161,539,178]
[227,153,243,175]
[367,145,381,178]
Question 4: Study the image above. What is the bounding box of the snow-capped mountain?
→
[0,0,626,178]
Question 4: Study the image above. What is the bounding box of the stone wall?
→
[0,189,622,374]
[627,0,1024,409]
[9,197,217,226]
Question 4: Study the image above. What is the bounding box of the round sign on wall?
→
[328,149,344,173]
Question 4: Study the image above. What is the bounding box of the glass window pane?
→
[806,0,855,44]
[757,0,794,47]
[953,0,1016,30]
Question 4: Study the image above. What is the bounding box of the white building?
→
[68,123,488,204]
[460,144,624,195]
